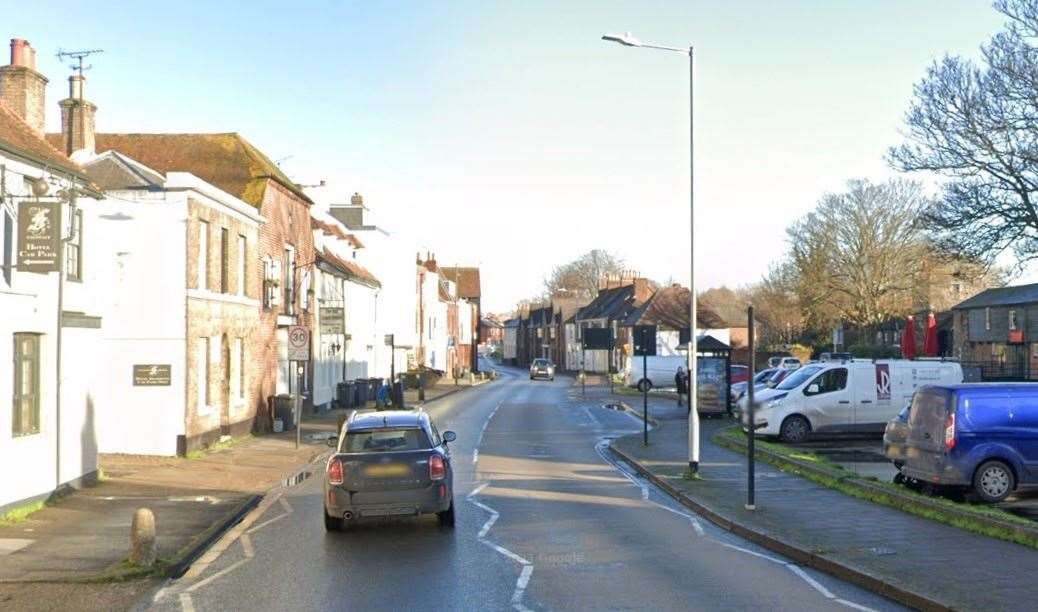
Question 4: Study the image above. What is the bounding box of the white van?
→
[625,355,687,391]
[745,360,963,443]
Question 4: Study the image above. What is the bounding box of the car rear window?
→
[533,359,549,366]
[343,428,431,452]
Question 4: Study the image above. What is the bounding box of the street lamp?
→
[602,32,700,474]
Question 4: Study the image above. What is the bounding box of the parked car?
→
[731,367,779,404]
[819,352,852,362]
[743,360,963,443]
[323,410,456,531]
[768,356,802,370]
[883,403,912,469]
[625,355,687,391]
[730,364,749,385]
[896,383,1038,502]
[529,358,555,381]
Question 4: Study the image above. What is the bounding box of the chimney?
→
[0,39,48,135]
[351,192,363,207]
[59,74,97,157]
[633,278,652,303]
[329,192,365,228]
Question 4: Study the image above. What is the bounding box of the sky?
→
[12,0,1010,312]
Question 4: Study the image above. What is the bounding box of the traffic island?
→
[608,415,1038,611]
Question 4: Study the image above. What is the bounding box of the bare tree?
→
[889,0,1038,268]
[543,249,625,299]
[787,179,930,330]
[744,263,804,349]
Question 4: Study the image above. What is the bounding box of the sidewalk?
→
[0,426,328,583]
[607,390,1038,611]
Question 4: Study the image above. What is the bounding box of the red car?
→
[730,364,749,384]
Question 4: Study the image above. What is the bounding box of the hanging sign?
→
[17,200,61,273]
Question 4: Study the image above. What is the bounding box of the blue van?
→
[899,383,1038,502]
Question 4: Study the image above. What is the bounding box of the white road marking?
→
[474,401,503,464]
[787,564,835,600]
[835,598,879,612]
[468,483,535,611]
[179,592,195,612]
[647,499,706,536]
[472,449,479,464]
[185,559,250,593]
[246,495,294,534]
[241,533,254,558]
[717,541,785,565]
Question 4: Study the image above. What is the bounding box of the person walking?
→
[675,366,688,407]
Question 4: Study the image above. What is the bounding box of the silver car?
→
[324,410,456,531]
[530,358,555,381]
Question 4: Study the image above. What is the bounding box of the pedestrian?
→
[675,366,687,407]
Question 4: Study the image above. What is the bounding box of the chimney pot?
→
[10,39,27,67]
[351,192,363,207]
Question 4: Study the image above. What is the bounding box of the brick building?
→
[440,266,481,372]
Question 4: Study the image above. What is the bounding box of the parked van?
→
[897,383,1038,502]
[625,355,686,391]
[768,356,802,370]
[744,360,963,443]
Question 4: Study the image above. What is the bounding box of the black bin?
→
[274,394,296,431]
[355,379,368,405]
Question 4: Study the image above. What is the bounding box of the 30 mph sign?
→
[288,325,310,361]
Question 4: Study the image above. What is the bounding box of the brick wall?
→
[183,196,261,451]
[249,181,314,428]
[0,65,47,134]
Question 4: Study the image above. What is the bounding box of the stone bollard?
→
[130,508,157,567]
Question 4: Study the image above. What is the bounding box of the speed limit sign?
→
[287,325,310,361]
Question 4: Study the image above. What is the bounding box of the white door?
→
[850,366,883,430]
[801,367,850,432]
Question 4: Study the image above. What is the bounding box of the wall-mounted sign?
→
[16,200,61,273]
[288,325,310,361]
[385,334,394,347]
[319,307,344,335]
[133,364,172,386]
[582,328,613,350]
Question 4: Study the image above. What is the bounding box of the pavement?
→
[607,386,1038,611]
[136,366,898,612]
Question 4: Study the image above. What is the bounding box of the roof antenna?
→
[56,48,104,91]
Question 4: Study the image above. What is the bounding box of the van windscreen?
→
[909,389,950,431]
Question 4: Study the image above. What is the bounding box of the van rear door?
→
[905,388,952,471]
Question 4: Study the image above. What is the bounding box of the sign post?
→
[746,305,756,511]
[633,325,657,446]
[385,334,397,407]
[287,326,310,449]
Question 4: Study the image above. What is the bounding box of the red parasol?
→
[901,316,917,360]
[923,312,939,357]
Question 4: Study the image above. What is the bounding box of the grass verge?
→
[714,426,1038,549]
[0,500,45,526]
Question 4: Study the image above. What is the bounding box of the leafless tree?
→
[542,249,625,299]
[889,0,1038,269]
[744,263,804,349]
[787,179,930,330]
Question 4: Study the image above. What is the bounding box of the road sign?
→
[633,325,657,357]
[582,328,613,350]
[288,325,310,361]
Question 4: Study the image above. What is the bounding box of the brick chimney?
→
[329,192,366,228]
[0,39,48,135]
[59,73,97,157]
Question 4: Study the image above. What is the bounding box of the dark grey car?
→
[323,410,456,531]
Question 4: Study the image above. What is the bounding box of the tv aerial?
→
[56,48,104,78]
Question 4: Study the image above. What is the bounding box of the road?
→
[141,364,903,612]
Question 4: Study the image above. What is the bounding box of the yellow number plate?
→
[365,463,410,477]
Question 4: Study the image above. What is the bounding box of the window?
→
[952,282,962,297]
[1009,309,1018,331]
[805,368,848,396]
[65,209,82,281]
[196,337,210,414]
[283,245,295,315]
[197,220,209,290]
[220,227,229,293]
[2,208,12,285]
[231,337,243,401]
[343,428,431,452]
[238,235,247,296]
[985,307,991,331]
[13,333,41,436]
[238,338,246,398]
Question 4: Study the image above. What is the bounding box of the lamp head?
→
[602,32,642,47]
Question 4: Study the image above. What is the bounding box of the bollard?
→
[130,507,157,567]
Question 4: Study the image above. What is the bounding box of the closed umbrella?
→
[901,316,917,360]
[924,312,939,357]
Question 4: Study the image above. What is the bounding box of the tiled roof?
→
[0,104,81,176]
[46,132,313,208]
[439,266,481,299]
[623,286,726,329]
[577,285,645,322]
[81,150,165,190]
[317,248,380,288]
[438,281,451,302]
[311,216,364,248]
[953,283,1038,310]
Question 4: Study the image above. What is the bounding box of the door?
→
[801,367,850,432]
[851,365,884,431]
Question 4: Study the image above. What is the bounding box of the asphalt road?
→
[140,365,904,612]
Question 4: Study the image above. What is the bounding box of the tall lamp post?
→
[602,32,699,473]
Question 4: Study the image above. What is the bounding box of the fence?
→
[959,359,1033,382]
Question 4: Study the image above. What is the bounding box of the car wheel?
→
[437,501,455,528]
[973,460,1015,503]
[550,376,555,381]
[323,510,343,532]
[637,379,652,393]
[778,415,810,443]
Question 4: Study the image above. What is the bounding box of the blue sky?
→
[14,1,1008,311]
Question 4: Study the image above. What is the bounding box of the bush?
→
[847,344,901,359]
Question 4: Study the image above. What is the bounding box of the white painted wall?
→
[0,155,102,510]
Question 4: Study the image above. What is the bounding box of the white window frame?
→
[197,220,209,290]
[238,234,247,296]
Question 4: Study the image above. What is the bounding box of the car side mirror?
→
[326,437,337,447]
[806,384,819,395]
[442,430,457,443]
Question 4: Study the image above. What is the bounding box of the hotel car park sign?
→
[16,200,62,273]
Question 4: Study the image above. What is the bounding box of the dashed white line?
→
[787,564,835,600]
[473,401,503,464]
[178,592,195,612]
[468,483,534,611]
[240,533,254,558]
[185,559,250,593]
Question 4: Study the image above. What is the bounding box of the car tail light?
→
[327,457,344,485]
[429,455,446,480]
[944,412,956,452]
